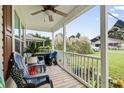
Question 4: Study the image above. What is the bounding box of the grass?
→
[87,50,124,80]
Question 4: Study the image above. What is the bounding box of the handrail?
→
[56,50,101,88]
[56,50,101,60]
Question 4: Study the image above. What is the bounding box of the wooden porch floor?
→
[39,65,86,88]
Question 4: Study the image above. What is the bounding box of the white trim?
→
[23,29,26,48]
[63,24,66,52]
[63,24,66,67]
[13,7,26,54]
[19,23,22,54]
[100,5,108,88]
[52,32,55,50]
[12,6,15,52]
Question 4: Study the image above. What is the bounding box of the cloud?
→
[110,8,115,12]
[114,6,124,11]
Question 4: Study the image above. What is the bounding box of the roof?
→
[14,5,94,32]
[115,20,124,28]
[91,20,124,42]
[26,34,45,41]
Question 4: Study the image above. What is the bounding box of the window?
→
[15,39,20,53]
[20,23,24,40]
[14,11,20,38]
[14,11,25,54]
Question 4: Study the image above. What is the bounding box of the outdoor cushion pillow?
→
[10,65,36,88]
[10,65,25,88]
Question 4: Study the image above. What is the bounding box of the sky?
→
[27,5,124,39]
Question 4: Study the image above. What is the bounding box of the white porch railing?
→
[56,50,101,88]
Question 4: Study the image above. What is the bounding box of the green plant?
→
[24,43,40,56]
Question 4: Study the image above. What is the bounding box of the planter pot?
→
[27,56,38,64]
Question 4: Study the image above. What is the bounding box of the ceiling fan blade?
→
[42,5,48,10]
[48,15,54,22]
[52,5,58,8]
[31,9,43,15]
[54,9,67,17]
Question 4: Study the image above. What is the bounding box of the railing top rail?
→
[56,50,101,60]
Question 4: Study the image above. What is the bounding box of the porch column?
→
[23,29,26,49]
[52,32,55,51]
[63,24,66,52]
[63,24,66,67]
[100,5,108,88]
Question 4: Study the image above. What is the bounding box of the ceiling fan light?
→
[45,10,52,16]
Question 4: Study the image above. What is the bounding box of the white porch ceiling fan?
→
[31,5,68,22]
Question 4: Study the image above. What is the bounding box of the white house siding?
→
[0,5,4,86]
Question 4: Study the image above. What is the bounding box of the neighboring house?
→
[91,20,124,49]
[26,34,45,48]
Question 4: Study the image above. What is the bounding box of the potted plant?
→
[24,44,40,64]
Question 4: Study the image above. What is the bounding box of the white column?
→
[63,24,66,52]
[52,32,55,51]
[63,24,66,67]
[100,5,108,88]
[23,28,26,49]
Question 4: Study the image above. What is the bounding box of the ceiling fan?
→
[31,5,68,22]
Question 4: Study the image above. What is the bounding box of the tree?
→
[76,32,81,38]
[55,32,93,54]
[30,33,52,48]
[69,35,75,39]
[33,33,41,38]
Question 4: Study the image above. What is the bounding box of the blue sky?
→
[27,5,124,39]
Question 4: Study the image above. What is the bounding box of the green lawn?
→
[87,50,124,80]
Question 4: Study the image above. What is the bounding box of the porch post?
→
[100,5,108,88]
[23,29,26,49]
[52,32,55,51]
[63,24,66,67]
[63,24,66,52]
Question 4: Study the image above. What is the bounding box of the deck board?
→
[39,65,86,88]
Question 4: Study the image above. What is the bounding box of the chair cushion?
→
[10,66,36,88]
[10,66,26,88]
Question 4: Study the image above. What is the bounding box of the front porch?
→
[0,5,110,88]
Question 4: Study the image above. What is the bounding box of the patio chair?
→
[37,55,45,64]
[48,51,58,65]
[10,52,53,88]
[24,53,46,72]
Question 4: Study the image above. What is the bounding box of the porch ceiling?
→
[14,5,94,32]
